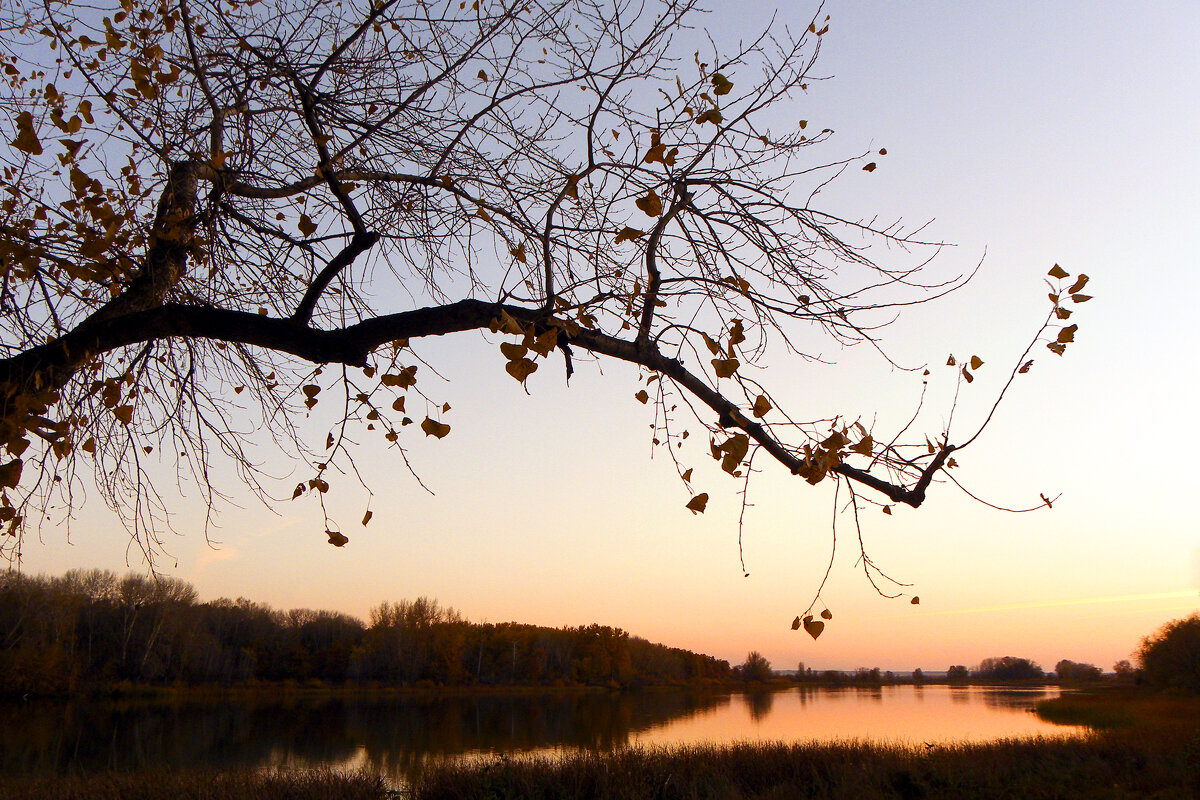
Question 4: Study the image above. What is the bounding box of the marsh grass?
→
[411,735,1200,800]
[0,767,390,800]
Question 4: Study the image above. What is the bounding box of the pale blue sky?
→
[22,0,1200,672]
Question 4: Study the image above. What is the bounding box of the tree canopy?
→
[0,0,1085,607]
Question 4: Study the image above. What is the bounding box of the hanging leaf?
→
[326,530,349,547]
[1056,324,1077,343]
[635,188,663,217]
[969,355,984,370]
[803,617,824,640]
[1070,294,1092,303]
[362,510,373,526]
[0,459,23,489]
[752,395,771,418]
[500,342,528,361]
[505,358,538,383]
[635,389,649,404]
[685,493,708,514]
[681,468,693,483]
[791,616,801,630]
[615,227,644,243]
[510,242,526,263]
[421,417,451,438]
[862,162,876,172]
[910,596,920,605]
[291,483,305,499]
[1047,264,1069,279]
[10,112,42,155]
[298,214,317,236]
[820,609,832,620]
[849,435,873,456]
[711,357,739,378]
[1067,274,1090,294]
[1018,360,1033,374]
[711,72,733,96]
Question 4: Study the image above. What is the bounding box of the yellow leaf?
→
[849,435,873,457]
[1047,264,1069,279]
[421,417,451,438]
[752,395,771,418]
[719,433,749,474]
[685,493,708,514]
[504,357,538,383]
[326,530,349,547]
[500,341,528,361]
[10,112,42,155]
[635,188,663,217]
[711,357,739,378]
[529,328,559,357]
[727,319,745,349]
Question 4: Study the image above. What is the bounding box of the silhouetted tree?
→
[976,656,1044,682]
[1054,659,1102,683]
[1138,614,1200,694]
[0,0,1085,618]
[946,665,970,682]
[741,651,772,683]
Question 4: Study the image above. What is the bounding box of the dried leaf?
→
[1047,264,1069,279]
[635,188,663,217]
[685,493,708,514]
[752,395,771,418]
[421,417,451,438]
[10,112,42,155]
[803,618,824,640]
[326,530,349,547]
[615,227,644,243]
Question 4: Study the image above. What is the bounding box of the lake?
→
[1,685,1082,786]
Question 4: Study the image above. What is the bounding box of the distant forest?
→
[0,570,731,696]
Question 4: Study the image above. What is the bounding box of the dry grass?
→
[0,767,390,800]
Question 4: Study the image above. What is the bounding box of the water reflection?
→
[0,686,1082,786]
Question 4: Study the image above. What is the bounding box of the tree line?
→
[0,570,729,696]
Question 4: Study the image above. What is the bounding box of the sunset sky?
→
[19,0,1200,673]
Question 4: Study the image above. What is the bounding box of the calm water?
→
[1,685,1081,786]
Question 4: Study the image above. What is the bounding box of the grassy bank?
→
[0,768,392,800]
[410,734,1200,800]
[410,690,1200,799]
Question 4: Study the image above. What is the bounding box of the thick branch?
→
[0,297,948,507]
